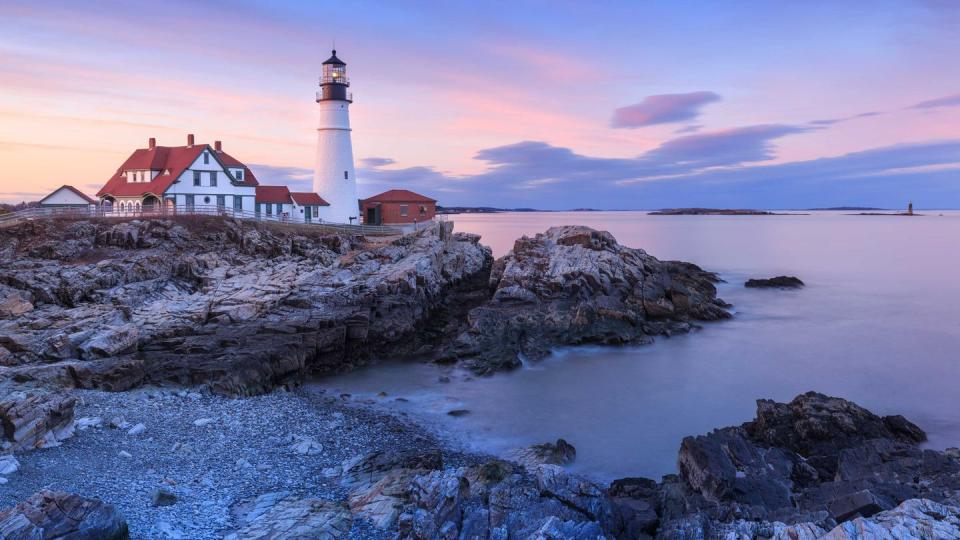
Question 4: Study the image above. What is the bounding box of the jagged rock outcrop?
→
[0,218,492,395]
[439,226,731,373]
[663,392,960,536]
[0,490,129,539]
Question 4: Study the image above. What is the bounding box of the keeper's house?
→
[95,135,327,223]
[359,189,437,225]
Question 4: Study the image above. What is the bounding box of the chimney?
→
[214,140,222,152]
[148,137,156,150]
[187,133,195,148]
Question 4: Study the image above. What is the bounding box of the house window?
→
[203,152,209,164]
[276,203,282,214]
[236,169,243,180]
[217,195,225,208]
[400,205,409,217]
[344,170,348,180]
[234,196,242,212]
[255,203,261,216]
[210,171,217,187]
[266,203,273,215]
[193,171,201,186]
[185,195,194,209]
[203,196,211,204]
[419,205,427,216]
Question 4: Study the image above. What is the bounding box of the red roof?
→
[255,185,292,204]
[97,143,258,198]
[40,185,97,205]
[361,189,436,204]
[290,192,329,206]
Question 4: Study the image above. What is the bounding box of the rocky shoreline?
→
[2,217,959,538]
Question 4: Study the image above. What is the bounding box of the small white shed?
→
[39,185,97,208]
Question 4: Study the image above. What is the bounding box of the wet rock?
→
[504,438,577,469]
[446,409,470,417]
[745,276,805,288]
[439,226,730,374]
[743,391,927,477]
[0,490,129,539]
[0,389,76,452]
[827,489,887,522]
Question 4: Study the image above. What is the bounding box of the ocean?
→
[316,210,960,481]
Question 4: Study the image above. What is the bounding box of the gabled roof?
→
[216,151,259,186]
[255,185,292,204]
[97,143,258,198]
[40,185,97,205]
[290,192,330,206]
[361,189,437,204]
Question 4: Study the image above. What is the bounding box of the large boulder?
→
[0,389,76,452]
[440,226,730,374]
[0,490,129,539]
[743,391,926,477]
[227,492,352,540]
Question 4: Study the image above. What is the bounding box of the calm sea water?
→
[316,211,960,482]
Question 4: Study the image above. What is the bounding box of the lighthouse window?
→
[344,171,349,180]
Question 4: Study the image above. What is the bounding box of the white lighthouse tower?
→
[313,49,359,223]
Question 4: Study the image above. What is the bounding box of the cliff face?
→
[0,218,492,396]
[440,226,731,374]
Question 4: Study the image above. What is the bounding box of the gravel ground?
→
[0,386,486,539]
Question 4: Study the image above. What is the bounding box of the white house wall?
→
[162,148,256,212]
[40,187,93,206]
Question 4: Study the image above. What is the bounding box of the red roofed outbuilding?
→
[359,189,437,225]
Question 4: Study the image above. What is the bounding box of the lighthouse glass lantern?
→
[318,50,351,102]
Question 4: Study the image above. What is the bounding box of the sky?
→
[1,0,959,209]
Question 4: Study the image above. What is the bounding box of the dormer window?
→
[235,169,243,180]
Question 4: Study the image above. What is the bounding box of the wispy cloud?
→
[910,93,960,110]
[611,91,721,128]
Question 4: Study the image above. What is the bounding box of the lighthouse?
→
[313,49,359,223]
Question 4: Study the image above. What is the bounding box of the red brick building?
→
[359,189,436,225]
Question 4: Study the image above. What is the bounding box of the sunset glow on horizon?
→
[2,0,959,208]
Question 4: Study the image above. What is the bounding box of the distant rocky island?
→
[437,207,603,214]
[649,208,794,216]
[809,206,884,211]
[2,216,959,538]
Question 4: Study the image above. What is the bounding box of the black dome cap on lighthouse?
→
[323,49,346,66]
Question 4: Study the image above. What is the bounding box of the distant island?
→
[437,207,603,214]
[808,206,884,211]
[648,208,797,216]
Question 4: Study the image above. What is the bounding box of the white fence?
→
[0,206,404,236]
